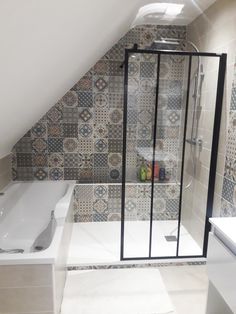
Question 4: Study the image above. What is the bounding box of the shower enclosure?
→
[121,46,226,260]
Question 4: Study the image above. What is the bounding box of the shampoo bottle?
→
[140,162,147,182]
[146,162,152,181]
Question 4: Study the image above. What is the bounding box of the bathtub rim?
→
[0,180,75,265]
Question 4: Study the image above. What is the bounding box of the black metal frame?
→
[121,47,227,261]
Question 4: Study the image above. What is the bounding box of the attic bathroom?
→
[0,0,236,313]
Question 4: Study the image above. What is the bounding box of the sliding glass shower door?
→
[121,48,226,260]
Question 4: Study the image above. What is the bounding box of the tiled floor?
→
[68,221,202,266]
[159,265,208,314]
[61,265,208,314]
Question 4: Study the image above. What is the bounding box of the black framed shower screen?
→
[120,48,227,261]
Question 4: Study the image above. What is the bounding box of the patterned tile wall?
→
[221,72,236,216]
[12,25,186,183]
[73,183,180,222]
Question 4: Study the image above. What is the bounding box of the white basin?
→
[209,217,236,255]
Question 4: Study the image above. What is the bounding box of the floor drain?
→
[165,235,177,242]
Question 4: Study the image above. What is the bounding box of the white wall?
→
[187,0,236,217]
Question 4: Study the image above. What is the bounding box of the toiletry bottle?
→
[146,162,152,181]
[159,167,166,182]
[140,162,147,182]
[154,161,159,179]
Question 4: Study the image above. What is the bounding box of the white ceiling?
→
[0,0,217,158]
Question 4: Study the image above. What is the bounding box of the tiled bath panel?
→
[73,183,179,222]
[12,24,186,184]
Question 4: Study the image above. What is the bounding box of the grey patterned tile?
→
[94,167,108,182]
[167,95,182,110]
[108,153,122,167]
[109,61,124,76]
[31,123,47,138]
[222,178,236,204]
[64,153,82,168]
[109,94,123,108]
[32,138,48,153]
[140,62,155,78]
[93,199,108,214]
[94,109,109,123]
[62,107,79,123]
[108,139,123,153]
[74,185,93,201]
[109,168,121,182]
[81,154,94,168]
[63,138,78,153]
[94,185,108,199]
[32,153,48,167]
[48,152,64,167]
[94,153,108,167]
[108,185,122,198]
[79,168,94,182]
[78,124,93,138]
[127,110,138,124]
[48,124,63,137]
[108,198,121,211]
[108,124,122,138]
[93,60,109,76]
[16,167,33,180]
[77,92,93,107]
[94,124,108,138]
[16,153,32,167]
[47,106,63,123]
[94,93,108,108]
[63,123,78,137]
[61,91,78,107]
[77,139,93,152]
[230,87,236,110]
[33,167,48,181]
[109,109,123,124]
[93,76,109,92]
[109,76,124,93]
[64,168,79,180]
[79,108,93,123]
[94,139,108,153]
[73,76,92,91]
[49,167,64,180]
[220,198,236,217]
[14,138,32,153]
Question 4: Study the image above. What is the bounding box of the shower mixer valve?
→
[186,137,203,150]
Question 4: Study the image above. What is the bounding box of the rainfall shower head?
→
[150,38,181,50]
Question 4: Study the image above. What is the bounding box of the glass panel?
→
[151,54,190,257]
[122,51,222,260]
[123,52,158,258]
[179,56,220,256]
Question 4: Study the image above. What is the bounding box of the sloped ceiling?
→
[0,0,216,158]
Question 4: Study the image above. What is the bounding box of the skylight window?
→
[165,4,184,16]
[132,3,184,26]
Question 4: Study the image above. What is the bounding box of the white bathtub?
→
[0,181,75,314]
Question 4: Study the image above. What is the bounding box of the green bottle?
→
[140,162,147,182]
